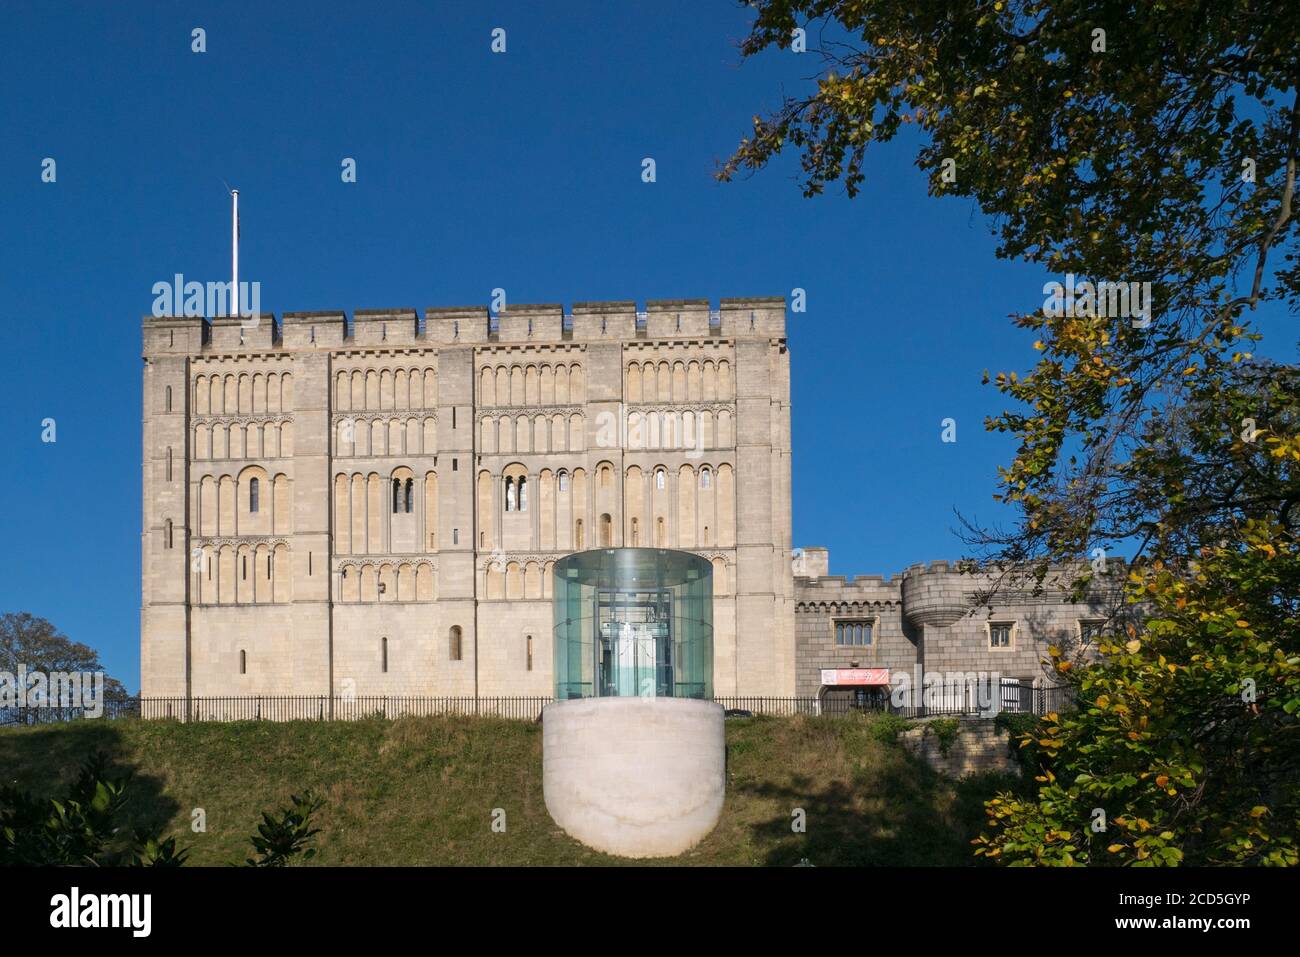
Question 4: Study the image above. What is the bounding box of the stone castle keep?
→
[141,297,1115,703]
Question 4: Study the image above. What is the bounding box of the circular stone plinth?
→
[542,696,725,858]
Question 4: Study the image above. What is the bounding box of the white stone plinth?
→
[543,696,725,858]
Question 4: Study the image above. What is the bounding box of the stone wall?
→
[899,717,1017,777]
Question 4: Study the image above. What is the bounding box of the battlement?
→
[141,296,788,356]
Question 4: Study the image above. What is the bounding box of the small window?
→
[700,468,711,490]
[452,528,459,545]
[165,519,173,549]
[165,386,172,412]
[505,477,516,512]
[518,476,527,512]
[990,622,1014,648]
[1079,620,1106,643]
[526,635,534,671]
[655,469,666,490]
[834,620,874,646]
[558,472,569,492]
[239,650,246,675]
[381,636,389,673]
[166,448,173,482]
[450,626,463,662]
[392,479,402,514]
[405,478,414,514]
[249,477,260,513]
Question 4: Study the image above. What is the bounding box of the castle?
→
[141,297,1117,704]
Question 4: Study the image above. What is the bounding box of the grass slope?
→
[0,714,1015,866]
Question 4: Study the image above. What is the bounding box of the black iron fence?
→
[0,698,140,726]
[1,688,1075,725]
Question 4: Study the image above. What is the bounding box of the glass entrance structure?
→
[553,548,713,700]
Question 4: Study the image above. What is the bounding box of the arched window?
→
[518,476,527,512]
[404,478,414,513]
[450,625,463,662]
[249,477,260,513]
[558,471,569,492]
[505,477,516,512]
[700,468,711,489]
[600,513,612,547]
[655,469,666,490]
[392,479,401,514]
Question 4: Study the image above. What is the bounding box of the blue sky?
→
[0,2,1108,689]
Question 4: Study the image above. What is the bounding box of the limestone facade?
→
[142,296,1121,703]
[141,298,793,699]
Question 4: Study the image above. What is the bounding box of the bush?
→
[926,718,961,757]
[867,713,911,744]
[0,751,323,867]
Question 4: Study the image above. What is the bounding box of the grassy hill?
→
[0,714,1017,866]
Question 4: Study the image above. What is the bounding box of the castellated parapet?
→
[140,297,794,703]
[794,555,1130,699]
[143,294,1121,708]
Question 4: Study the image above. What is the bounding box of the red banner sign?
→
[820,668,891,686]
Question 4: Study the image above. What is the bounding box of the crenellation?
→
[352,309,420,347]
[424,305,489,344]
[144,291,1115,711]
[719,296,786,338]
[281,311,347,349]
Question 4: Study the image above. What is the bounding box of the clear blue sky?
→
[0,1,1077,690]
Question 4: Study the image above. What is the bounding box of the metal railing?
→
[1,689,1075,725]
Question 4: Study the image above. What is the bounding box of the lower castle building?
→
[141,297,1118,704]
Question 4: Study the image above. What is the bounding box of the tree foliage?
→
[0,613,130,702]
[722,0,1299,863]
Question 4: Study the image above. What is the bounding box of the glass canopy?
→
[553,548,713,700]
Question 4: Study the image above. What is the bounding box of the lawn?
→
[0,714,1017,865]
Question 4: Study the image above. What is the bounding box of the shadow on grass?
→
[736,754,1022,867]
[0,720,181,855]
